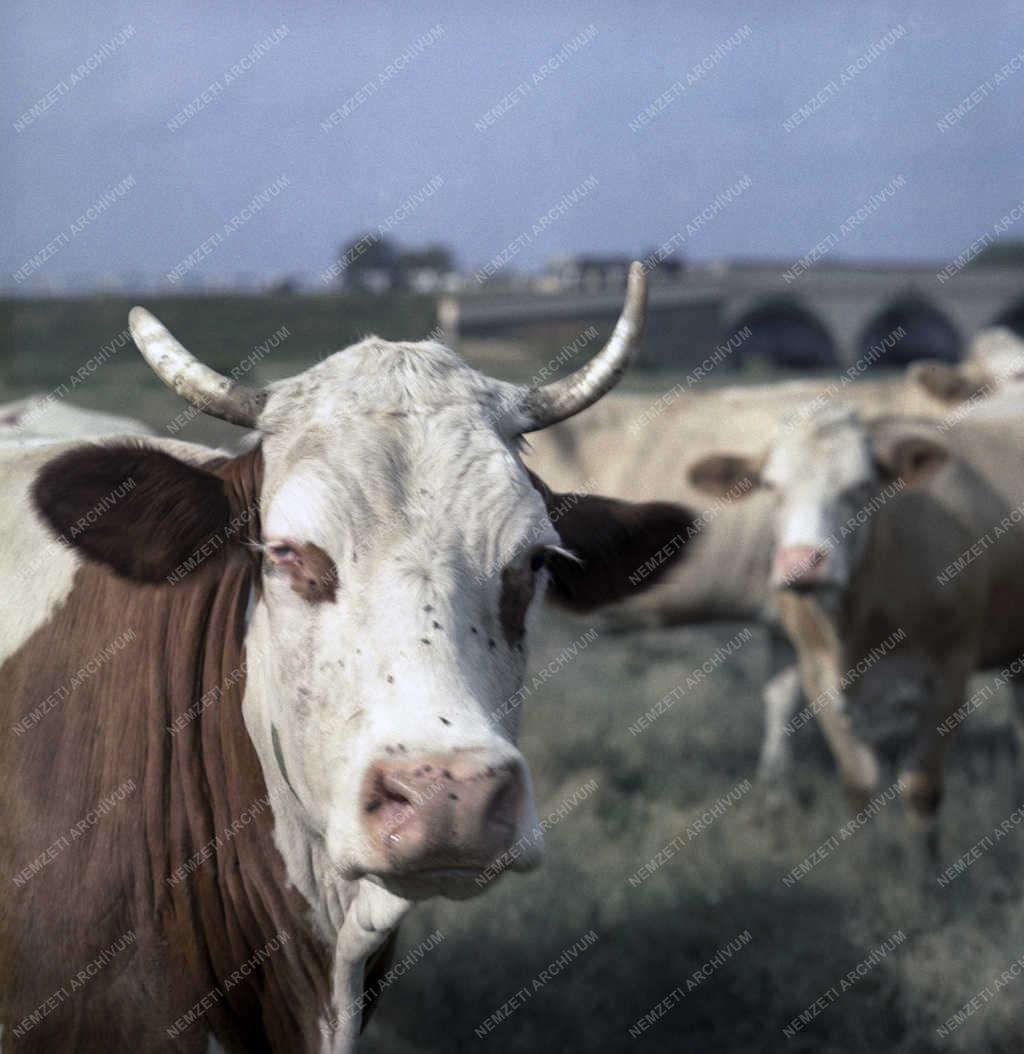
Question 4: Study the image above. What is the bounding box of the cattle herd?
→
[2,263,1023,1051]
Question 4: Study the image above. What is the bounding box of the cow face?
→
[244,353,693,901]
[688,409,949,593]
[34,276,696,903]
[243,343,573,898]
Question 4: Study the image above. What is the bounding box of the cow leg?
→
[321,883,410,1053]
[758,664,803,794]
[899,662,970,863]
[899,742,949,825]
[812,684,881,809]
[758,626,802,796]
[776,593,880,807]
[899,758,946,866]
[1009,678,1024,760]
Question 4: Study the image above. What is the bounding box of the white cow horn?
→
[519,261,647,432]
[129,307,267,427]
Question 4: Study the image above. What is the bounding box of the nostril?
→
[383,784,411,807]
[484,770,520,841]
[380,772,414,804]
[367,769,418,830]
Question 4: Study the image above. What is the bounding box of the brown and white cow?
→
[688,403,1024,839]
[0,265,695,1052]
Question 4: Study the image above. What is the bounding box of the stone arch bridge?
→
[439,262,1024,372]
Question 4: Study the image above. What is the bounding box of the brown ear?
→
[869,419,950,488]
[528,471,696,612]
[687,453,762,498]
[908,360,986,405]
[32,443,239,583]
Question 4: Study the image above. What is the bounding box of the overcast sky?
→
[3,0,1023,291]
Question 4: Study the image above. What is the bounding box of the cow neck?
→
[2,441,393,1050]
[156,442,335,1050]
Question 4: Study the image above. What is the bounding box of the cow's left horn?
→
[129,307,267,428]
[519,261,647,432]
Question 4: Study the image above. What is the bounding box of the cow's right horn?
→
[129,307,267,428]
[518,261,647,432]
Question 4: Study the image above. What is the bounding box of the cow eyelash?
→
[258,541,298,562]
[536,544,579,570]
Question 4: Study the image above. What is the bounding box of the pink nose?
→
[362,753,523,873]
[773,545,830,587]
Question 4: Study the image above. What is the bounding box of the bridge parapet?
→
[441,263,1024,371]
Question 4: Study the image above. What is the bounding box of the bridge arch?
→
[857,297,961,366]
[726,297,838,368]
[991,300,1024,337]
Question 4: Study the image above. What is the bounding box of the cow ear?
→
[908,360,985,405]
[870,419,950,488]
[528,473,696,611]
[32,443,238,583]
[687,453,761,498]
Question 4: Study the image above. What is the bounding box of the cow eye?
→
[267,542,297,562]
[529,549,548,573]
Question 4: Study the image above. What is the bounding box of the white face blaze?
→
[242,339,555,899]
[761,410,877,590]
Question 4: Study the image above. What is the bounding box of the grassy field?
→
[0,292,438,388]
[4,295,1023,1052]
[358,609,1024,1054]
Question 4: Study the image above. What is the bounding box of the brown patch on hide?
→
[0,442,390,1051]
[284,542,339,604]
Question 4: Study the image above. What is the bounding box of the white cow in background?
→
[688,401,1024,849]
[0,394,152,444]
[525,362,978,791]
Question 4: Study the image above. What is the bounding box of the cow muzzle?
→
[771,545,841,592]
[360,751,532,891]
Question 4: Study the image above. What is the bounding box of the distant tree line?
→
[971,240,1024,268]
[336,235,457,293]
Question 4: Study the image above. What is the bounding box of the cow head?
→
[910,326,1024,407]
[687,407,949,593]
[33,265,696,903]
